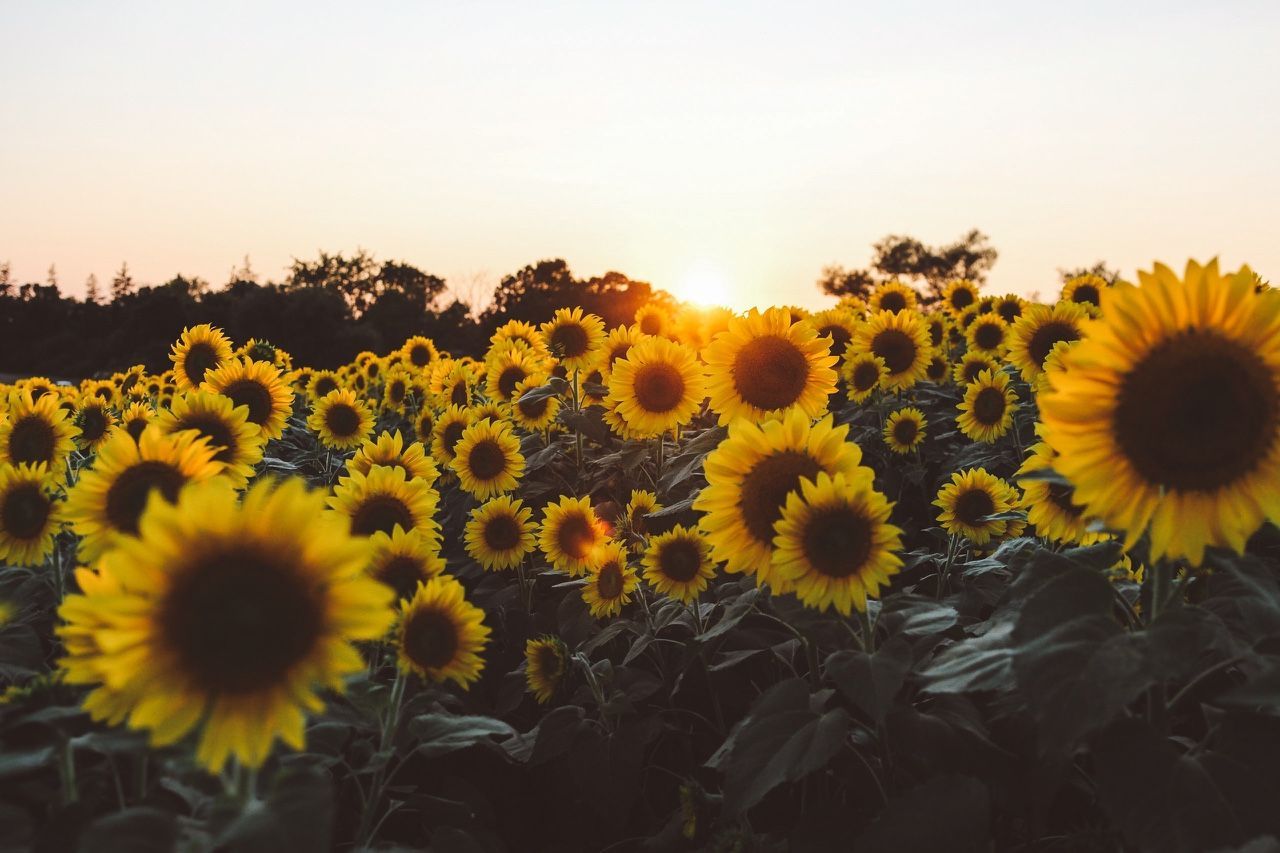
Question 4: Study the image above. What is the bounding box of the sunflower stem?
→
[935,533,959,599]
[57,734,77,806]
[380,668,408,754]
[517,557,532,613]
[855,605,876,654]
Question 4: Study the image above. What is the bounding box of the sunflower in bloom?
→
[433,361,475,409]
[1060,274,1108,316]
[490,320,548,360]
[380,366,411,414]
[642,525,716,604]
[941,279,980,316]
[395,575,489,689]
[465,495,537,572]
[1040,260,1280,564]
[966,314,1009,356]
[510,377,561,432]
[56,477,395,773]
[598,324,649,381]
[869,281,918,315]
[1016,433,1109,546]
[414,407,437,447]
[0,390,75,471]
[431,405,475,468]
[624,489,661,550]
[807,308,859,358]
[957,368,1017,443]
[485,346,548,404]
[117,401,155,442]
[157,391,265,489]
[401,335,440,369]
[368,527,444,601]
[953,352,1001,386]
[308,389,375,451]
[328,464,440,543]
[451,418,525,500]
[634,304,669,338]
[525,636,567,704]
[348,430,439,484]
[539,495,609,576]
[67,427,224,561]
[703,307,838,425]
[994,294,1025,325]
[541,307,606,373]
[695,410,868,589]
[935,468,1019,545]
[1006,301,1090,383]
[306,370,342,403]
[606,337,707,439]
[0,462,63,566]
[201,358,295,441]
[851,310,933,391]
[884,407,927,454]
[23,376,58,403]
[73,396,116,452]
[843,353,887,403]
[170,324,234,392]
[582,540,640,618]
[771,472,903,615]
[923,353,950,385]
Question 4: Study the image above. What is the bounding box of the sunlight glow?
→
[675,263,734,308]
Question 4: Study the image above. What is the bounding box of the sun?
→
[676,262,733,308]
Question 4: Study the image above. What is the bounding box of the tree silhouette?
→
[285,250,445,318]
[817,265,877,299]
[85,273,100,304]
[1058,261,1120,285]
[818,229,998,302]
[110,262,134,301]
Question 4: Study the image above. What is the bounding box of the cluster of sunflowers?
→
[0,257,1275,842]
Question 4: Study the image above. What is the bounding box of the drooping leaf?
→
[825,636,912,724]
[410,713,517,760]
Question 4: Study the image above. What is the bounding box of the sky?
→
[2,1,1279,311]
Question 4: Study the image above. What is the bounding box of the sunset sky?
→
[2,1,1278,310]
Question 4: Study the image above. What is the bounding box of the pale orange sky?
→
[2,2,1278,311]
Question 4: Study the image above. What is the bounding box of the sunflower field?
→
[2,260,1280,852]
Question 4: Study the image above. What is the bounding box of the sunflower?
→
[380,367,411,414]
[510,377,562,432]
[201,358,295,441]
[525,636,567,704]
[306,370,342,402]
[924,353,951,384]
[694,410,869,588]
[117,401,155,442]
[703,307,838,425]
[401,335,440,369]
[541,307,606,372]
[851,310,932,391]
[598,324,648,380]
[0,390,75,470]
[73,396,116,452]
[869,281,918,315]
[469,401,508,425]
[625,489,661,550]
[957,368,1017,443]
[368,526,444,601]
[414,407,436,447]
[942,280,980,316]
[634,304,669,338]
[935,468,1018,545]
[489,321,547,359]
[308,389,375,451]
[925,314,950,351]
[395,576,489,688]
[56,477,394,773]
[1039,259,1280,564]
[170,324,234,392]
[884,408,927,454]
[23,377,58,403]
[771,472,902,615]
[0,462,63,566]
[1016,434,1108,546]
[83,378,118,407]
[465,495,537,571]
[156,390,265,489]
[349,430,439,484]
[1035,339,1075,394]
[432,361,474,409]
[329,465,439,547]
[606,337,707,438]
[581,540,640,618]
[66,427,224,560]
[538,495,609,576]
[452,418,525,500]
[842,353,887,403]
[953,352,1001,386]
[1006,301,1090,383]
[808,308,860,357]
[431,405,475,467]
[966,314,1009,356]
[485,346,548,404]
[994,294,1025,324]
[1060,274,1108,315]
[642,525,715,604]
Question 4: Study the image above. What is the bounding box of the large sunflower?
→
[582,540,640,618]
[869,281,918,315]
[156,390,265,489]
[771,472,903,615]
[538,495,609,576]
[525,636,567,704]
[308,388,375,451]
[942,280,980,316]
[884,407,927,454]
[842,353,887,403]
[0,389,75,471]
[485,347,548,404]
[1006,301,1090,383]
[368,527,445,601]
[349,430,439,484]
[0,462,63,566]
[66,427,224,561]
[641,525,715,604]
[956,368,1017,443]
[328,464,440,543]
[395,575,489,688]
[56,477,394,772]
[1040,259,1280,563]
[703,307,838,425]
[73,396,116,452]
[851,310,933,391]
[1016,434,1109,546]
[606,336,707,438]
[465,495,537,571]
[966,314,1009,356]
[201,358,295,441]
[694,410,869,589]
[452,418,525,500]
[170,324,234,391]
[934,468,1018,545]
[541,307,606,372]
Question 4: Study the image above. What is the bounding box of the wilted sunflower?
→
[368,527,444,601]
[957,368,1017,443]
[0,462,63,566]
[942,280,980,316]
[542,307,606,372]
[772,472,903,615]
[525,636,566,704]
[966,314,1009,355]
[642,525,715,604]
[1040,259,1280,564]
[694,410,868,589]
[71,396,115,453]
[328,464,440,543]
[1006,301,1089,383]
[842,353,887,403]
[465,495,537,571]
[510,377,561,432]
[634,304,669,338]
[202,358,295,441]
[808,308,859,357]
[607,336,707,438]
[157,391,265,489]
[884,408,927,454]
[869,281,918,314]
[539,495,609,576]
[401,335,440,369]
[67,427,223,561]
[170,324,233,391]
[395,575,489,688]
[1016,434,1108,546]
[935,468,1018,545]
[851,310,932,391]
[1060,274,1108,315]
[582,540,640,618]
[306,370,342,402]
[953,352,1001,386]
[703,307,838,425]
[0,390,75,470]
[349,430,439,484]
[117,401,155,442]
[308,388,375,451]
[431,404,475,467]
[485,346,548,404]
[452,418,525,500]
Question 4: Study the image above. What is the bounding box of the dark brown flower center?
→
[893,418,918,446]
[350,495,415,537]
[220,379,274,426]
[962,360,990,385]
[409,344,434,367]
[819,325,852,356]
[997,300,1023,324]
[2,483,50,540]
[467,439,507,481]
[105,461,187,535]
[484,513,523,551]
[176,413,237,463]
[851,362,881,393]
[738,451,823,544]
[443,421,467,454]
[973,321,1005,351]
[1072,285,1101,306]
[732,335,810,411]
[325,403,362,438]
[596,562,624,598]
[658,538,702,582]
[638,313,663,335]
[871,329,917,374]
[402,607,459,670]
[183,342,220,387]
[550,323,590,359]
[377,555,428,600]
[954,489,996,527]
[950,287,976,312]
[518,393,549,419]
[633,363,686,413]
[878,291,908,313]
[556,513,597,561]
[78,407,109,443]
[8,416,56,465]
[314,376,339,398]
[801,506,873,578]
[1028,321,1080,368]
[451,382,470,407]
[498,366,528,400]
[972,386,1008,425]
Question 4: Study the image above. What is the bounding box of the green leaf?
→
[854,774,991,853]
[0,746,54,780]
[80,808,177,853]
[721,707,852,816]
[211,765,334,853]
[695,588,760,643]
[516,377,569,406]
[825,636,912,724]
[410,713,516,760]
